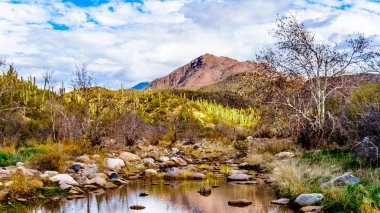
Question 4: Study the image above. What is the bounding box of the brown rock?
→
[130,205,146,210]
[228,199,253,207]
[299,206,324,213]
[30,179,44,188]
[104,182,117,189]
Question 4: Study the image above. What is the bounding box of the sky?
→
[0,0,380,89]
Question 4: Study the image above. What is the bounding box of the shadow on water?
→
[22,179,293,213]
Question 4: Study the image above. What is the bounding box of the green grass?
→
[0,148,39,167]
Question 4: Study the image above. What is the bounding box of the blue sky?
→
[0,0,379,89]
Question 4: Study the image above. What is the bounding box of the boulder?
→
[91,177,107,187]
[228,170,248,176]
[145,169,158,176]
[88,173,108,180]
[69,187,85,194]
[295,193,324,207]
[228,199,253,207]
[159,156,170,162]
[108,172,118,179]
[72,164,81,173]
[76,155,91,163]
[103,158,125,170]
[142,158,155,165]
[119,152,141,162]
[192,173,206,180]
[271,198,290,205]
[227,174,252,181]
[164,167,182,179]
[49,174,79,186]
[60,183,74,190]
[322,172,360,188]
[274,151,295,160]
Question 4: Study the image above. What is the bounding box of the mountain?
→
[132,82,150,90]
[149,53,272,90]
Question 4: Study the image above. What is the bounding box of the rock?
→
[16,162,24,167]
[322,172,360,188]
[84,185,98,189]
[139,192,149,197]
[198,186,211,196]
[104,182,118,189]
[227,174,252,181]
[103,158,125,170]
[92,154,100,159]
[77,155,91,163]
[271,198,290,205]
[50,174,79,186]
[113,178,128,185]
[91,177,107,187]
[5,181,13,187]
[142,158,155,165]
[16,198,27,202]
[72,164,81,173]
[119,152,141,162]
[159,156,170,162]
[60,183,73,190]
[108,172,118,179]
[30,179,44,188]
[247,136,254,143]
[228,199,253,207]
[130,205,145,210]
[164,167,182,179]
[171,147,179,154]
[295,194,324,207]
[299,206,324,213]
[69,187,85,194]
[274,151,295,160]
[192,173,206,180]
[88,173,108,180]
[145,169,158,176]
[170,157,187,166]
[228,170,248,176]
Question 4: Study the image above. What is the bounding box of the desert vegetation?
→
[0,15,379,212]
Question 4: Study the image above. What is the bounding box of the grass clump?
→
[7,169,32,198]
[0,146,39,167]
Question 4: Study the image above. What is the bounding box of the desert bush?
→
[254,138,295,154]
[232,135,249,157]
[7,169,32,197]
[147,125,166,145]
[28,152,65,172]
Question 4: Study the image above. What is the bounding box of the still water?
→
[24,180,292,213]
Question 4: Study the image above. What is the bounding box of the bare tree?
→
[70,64,93,133]
[257,15,377,131]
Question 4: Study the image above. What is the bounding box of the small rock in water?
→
[104,182,118,189]
[130,205,146,210]
[299,206,324,213]
[198,186,211,196]
[92,189,105,196]
[227,174,252,181]
[228,199,253,207]
[271,198,290,205]
[139,192,149,197]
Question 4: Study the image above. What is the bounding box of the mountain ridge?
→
[149,53,272,90]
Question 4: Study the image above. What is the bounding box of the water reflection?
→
[25,180,292,213]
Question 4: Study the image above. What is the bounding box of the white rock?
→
[59,183,73,190]
[171,148,179,154]
[192,173,206,179]
[76,155,91,163]
[103,158,125,170]
[227,174,252,181]
[119,152,141,162]
[275,151,295,160]
[49,174,79,186]
[159,156,170,162]
[5,181,13,187]
[228,170,248,176]
[295,193,324,206]
[91,177,107,187]
[145,169,157,176]
[44,171,59,176]
[16,162,24,167]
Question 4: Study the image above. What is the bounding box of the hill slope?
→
[149,53,270,90]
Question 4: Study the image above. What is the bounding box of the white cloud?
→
[0,0,379,89]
